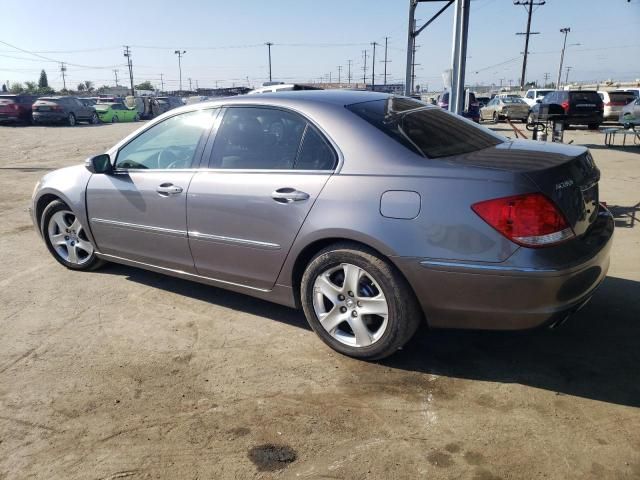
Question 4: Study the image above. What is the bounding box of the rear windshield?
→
[502,97,526,104]
[609,92,636,104]
[346,97,503,159]
[569,91,602,103]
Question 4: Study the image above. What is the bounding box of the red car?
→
[0,94,39,124]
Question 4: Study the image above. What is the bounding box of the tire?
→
[40,200,104,271]
[111,115,119,123]
[90,113,99,125]
[492,112,499,124]
[67,113,76,126]
[588,123,600,130]
[300,242,422,360]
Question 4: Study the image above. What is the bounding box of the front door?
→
[187,106,338,290]
[87,108,216,272]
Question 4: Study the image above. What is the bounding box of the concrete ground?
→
[0,120,638,480]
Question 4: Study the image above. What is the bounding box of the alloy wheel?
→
[47,210,94,265]
[312,263,389,348]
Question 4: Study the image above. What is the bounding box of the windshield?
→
[502,97,526,104]
[346,97,503,159]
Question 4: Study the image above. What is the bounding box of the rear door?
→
[187,106,337,289]
[569,91,602,119]
[86,109,216,272]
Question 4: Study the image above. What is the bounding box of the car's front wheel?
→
[301,243,422,360]
[90,113,99,125]
[41,200,103,271]
[112,115,119,123]
[67,113,76,126]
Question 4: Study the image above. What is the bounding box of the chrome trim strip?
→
[188,231,281,250]
[420,260,558,273]
[95,253,270,292]
[91,218,187,237]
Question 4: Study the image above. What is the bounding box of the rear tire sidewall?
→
[493,112,498,124]
[112,115,118,123]
[91,113,99,124]
[68,113,76,126]
[301,244,421,360]
[40,200,102,271]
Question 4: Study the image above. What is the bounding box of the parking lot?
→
[0,122,638,479]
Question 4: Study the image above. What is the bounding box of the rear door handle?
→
[156,183,183,196]
[271,188,310,204]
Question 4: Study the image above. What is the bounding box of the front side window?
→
[210,107,307,169]
[115,109,215,170]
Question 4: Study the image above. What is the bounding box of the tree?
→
[24,81,37,92]
[1,84,7,92]
[135,81,154,91]
[77,83,85,91]
[38,69,49,89]
[9,82,24,94]
[83,80,94,92]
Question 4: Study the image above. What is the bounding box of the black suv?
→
[528,90,603,129]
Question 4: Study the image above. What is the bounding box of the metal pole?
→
[371,42,378,91]
[347,60,352,84]
[405,0,416,96]
[337,65,342,84]
[113,69,119,86]
[60,63,66,91]
[520,0,533,89]
[556,28,570,89]
[383,36,389,85]
[174,50,186,92]
[265,42,273,82]
[159,73,164,92]
[449,0,470,114]
[362,50,368,85]
[564,66,572,86]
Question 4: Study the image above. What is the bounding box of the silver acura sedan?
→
[31,91,614,360]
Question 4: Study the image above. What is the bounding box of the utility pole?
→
[543,71,550,87]
[265,42,273,82]
[564,66,572,86]
[123,46,134,95]
[159,73,164,92]
[347,59,353,85]
[188,77,192,91]
[329,71,332,84]
[60,62,67,91]
[362,50,368,85]
[382,36,390,85]
[514,0,544,89]
[371,42,379,91]
[113,69,119,86]
[556,27,570,89]
[337,65,342,84]
[174,49,186,92]
[196,79,199,90]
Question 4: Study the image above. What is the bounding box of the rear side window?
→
[295,126,336,170]
[609,92,636,104]
[346,98,503,159]
[210,107,307,169]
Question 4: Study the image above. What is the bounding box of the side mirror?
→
[85,153,112,174]
[536,99,542,104]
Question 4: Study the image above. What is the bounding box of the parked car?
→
[79,98,97,107]
[32,96,99,126]
[523,89,554,107]
[94,102,140,123]
[0,94,39,124]
[528,90,603,129]
[97,96,124,105]
[248,84,323,94]
[480,96,529,123]
[622,88,640,98]
[437,91,480,122]
[597,90,636,121]
[476,96,491,108]
[156,96,184,114]
[30,91,613,360]
[619,96,640,128]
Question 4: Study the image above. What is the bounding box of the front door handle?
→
[271,188,310,204]
[156,183,183,196]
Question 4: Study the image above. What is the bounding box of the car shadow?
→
[608,203,640,228]
[385,275,640,408]
[101,264,639,407]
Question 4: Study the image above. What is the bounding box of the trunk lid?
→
[451,139,600,236]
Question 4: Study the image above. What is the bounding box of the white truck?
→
[523,88,554,107]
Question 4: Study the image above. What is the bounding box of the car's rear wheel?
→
[301,243,422,360]
[90,113,99,124]
[492,112,499,124]
[67,113,76,126]
[41,200,103,271]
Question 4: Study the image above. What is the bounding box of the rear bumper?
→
[33,112,66,123]
[394,206,614,330]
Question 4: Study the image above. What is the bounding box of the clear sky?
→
[1,0,638,91]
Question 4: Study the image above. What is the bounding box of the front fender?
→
[32,164,95,244]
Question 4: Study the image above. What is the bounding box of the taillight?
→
[561,101,569,113]
[471,193,574,247]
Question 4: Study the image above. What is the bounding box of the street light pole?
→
[556,28,570,89]
[174,50,186,92]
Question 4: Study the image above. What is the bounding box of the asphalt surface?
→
[0,120,639,479]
